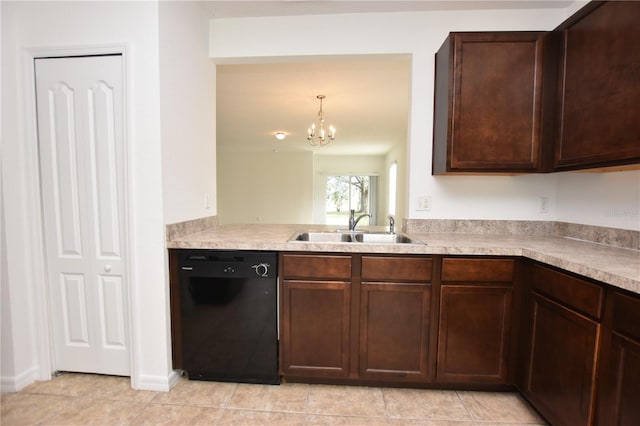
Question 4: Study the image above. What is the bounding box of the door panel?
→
[36,55,129,376]
[88,81,122,258]
[49,83,84,257]
[59,273,90,346]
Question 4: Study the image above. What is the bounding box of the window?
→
[388,162,397,216]
[325,175,377,226]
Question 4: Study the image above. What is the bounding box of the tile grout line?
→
[455,390,478,422]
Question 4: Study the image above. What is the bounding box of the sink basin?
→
[354,233,417,244]
[291,231,359,242]
[289,231,424,245]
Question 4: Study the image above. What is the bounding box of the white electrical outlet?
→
[417,196,432,211]
[539,197,549,214]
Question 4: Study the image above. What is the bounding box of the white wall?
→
[556,170,640,230]
[1,1,173,391]
[210,6,639,231]
[160,1,217,225]
[217,151,314,224]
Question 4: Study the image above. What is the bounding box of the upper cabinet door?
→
[432,32,546,174]
[553,1,640,170]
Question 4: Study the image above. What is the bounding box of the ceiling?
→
[216,57,412,155]
[212,1,574,156]
[204,1,574,19]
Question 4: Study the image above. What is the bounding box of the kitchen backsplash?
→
[404,219,638,250]
[166,215,218,241]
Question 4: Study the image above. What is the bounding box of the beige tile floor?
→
[1,373,548,425]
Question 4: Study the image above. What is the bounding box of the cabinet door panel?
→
[554,1,640,168]
[437,285,512,384]
[281,280,351,378]
[525,293,599,426]
[597,334,640,426]
[433,32,544,173]
[359,282,431,381]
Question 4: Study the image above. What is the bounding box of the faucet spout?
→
[348,209,370,231]
[388,215,395,234]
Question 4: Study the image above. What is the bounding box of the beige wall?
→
[217,151,314,224]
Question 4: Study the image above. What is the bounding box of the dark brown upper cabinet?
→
[432,32,547,174]
[550,1,640,170]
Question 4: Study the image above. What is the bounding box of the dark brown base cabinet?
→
[280,253,519,388]
[280,253,434,384]
[596,291,640,426]
[359,256,433,382]
[279,254,352,379]
[519,262,611,426]
[437,258,516,385]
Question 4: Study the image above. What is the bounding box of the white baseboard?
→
[0,366,39,393]
[134,370,180,392]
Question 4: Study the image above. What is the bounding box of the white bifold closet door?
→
[35,54,130,376]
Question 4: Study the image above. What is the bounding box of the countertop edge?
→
[166,226,639,295]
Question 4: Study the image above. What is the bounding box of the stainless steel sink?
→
[289,231,424,245]
[353,233,417,244]
[291,231,359,242]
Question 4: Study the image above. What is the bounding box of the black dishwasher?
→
[177,250,279,384]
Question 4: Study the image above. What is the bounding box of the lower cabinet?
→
[280,279,351,378]
[280,253,433,383]
[519,262,604,426]
[279,254,352,379]
[596,290,640,426]
[436,258,515,385]
[359,256,432,382]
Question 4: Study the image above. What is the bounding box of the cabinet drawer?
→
[441,258,514,283]
[531,264,603,319]
[362,256,432,282]
[612,291,640,341]
[281,254,351,280]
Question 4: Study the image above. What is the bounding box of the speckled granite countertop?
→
[167,224,640,295]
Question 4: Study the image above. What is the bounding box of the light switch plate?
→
[417,196,432,211]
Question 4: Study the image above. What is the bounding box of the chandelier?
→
[307,95,336,146]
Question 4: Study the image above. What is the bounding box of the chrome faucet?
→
[388,215,395,234]
[349,209,370,231]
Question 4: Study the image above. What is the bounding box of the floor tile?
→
[150,377,237,407]
[383,388,472,421]
[307,384,386,417]
[131,403,223,425]
[0,393,70,425]
[388,420,478,426]
[21,372,157,403]
[226,383,309,412]
[21,373,97,397]
[306,413,389,425]
[457,391,546,424]
[43,397,147,425]
[217,408,306,425]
